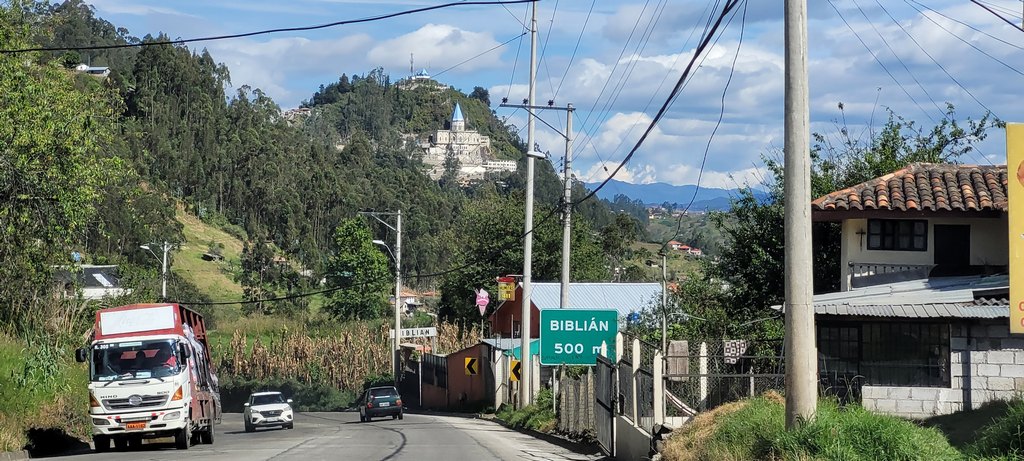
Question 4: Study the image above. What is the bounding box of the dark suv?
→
[358,386,403,422]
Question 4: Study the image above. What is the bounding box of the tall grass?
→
[664,393,962,461]
[966,398,1024,460]
[215,319,480,396]
[0,334,89,451]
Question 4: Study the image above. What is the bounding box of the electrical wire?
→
[431,32,527,78]
[919,1,1023,50]
[972,0,1024,30]
[907,0,1024,76]
[827,0,937,123]
[571,0,743,207]
[1,0,538,53]
[552,0,596,100]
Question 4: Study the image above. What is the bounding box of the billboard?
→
[1008,124,1024,334]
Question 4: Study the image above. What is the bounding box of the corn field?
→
[217,321,480,393]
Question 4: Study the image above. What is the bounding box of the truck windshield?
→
[91,339,182,381]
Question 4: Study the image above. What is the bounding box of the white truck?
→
[75,303,221,452]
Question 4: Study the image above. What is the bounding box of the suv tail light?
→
[395,399,402,406]
[367,402,373,408]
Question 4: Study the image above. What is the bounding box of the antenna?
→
[410,53,414,75]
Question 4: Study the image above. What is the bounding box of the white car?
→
[243,392,294,432]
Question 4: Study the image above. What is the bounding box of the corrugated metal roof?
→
[528,282,662,317]
[813,303,1007,319]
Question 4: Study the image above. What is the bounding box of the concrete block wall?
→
[861,320,1024,419]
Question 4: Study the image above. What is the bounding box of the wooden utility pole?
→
[784,0,817,428]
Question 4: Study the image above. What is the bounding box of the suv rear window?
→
[369,387,398,397]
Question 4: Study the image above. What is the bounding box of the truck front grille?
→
[103,394,167,410]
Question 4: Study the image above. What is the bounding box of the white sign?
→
[99,305,176,335]
[389,327,438,339]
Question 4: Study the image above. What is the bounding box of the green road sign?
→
[540,309,618,366]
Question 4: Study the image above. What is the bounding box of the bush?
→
[967,398,1024,459]
[496,388,556,433]
[664,393,962,461]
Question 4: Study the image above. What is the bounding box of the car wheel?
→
[175,422,191,450]
[391,414,397,420]
[287,423,294,429]
[398,412,403,420]
[93,435,110,453]
[245,421,254,433]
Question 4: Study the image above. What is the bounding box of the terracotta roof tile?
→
[811,163,1008,213]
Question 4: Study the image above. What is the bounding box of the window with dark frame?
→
[866,219,927,251]
[818,322,950,388]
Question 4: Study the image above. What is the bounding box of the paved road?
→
[50,412,604,461]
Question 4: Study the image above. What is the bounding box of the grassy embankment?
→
[495,388,556,433]
[663,392,1024,461]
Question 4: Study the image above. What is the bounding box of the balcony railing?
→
[848,262,933,288]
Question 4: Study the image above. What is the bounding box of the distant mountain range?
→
[584,178,767,211]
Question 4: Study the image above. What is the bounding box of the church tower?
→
[451,103,465,132]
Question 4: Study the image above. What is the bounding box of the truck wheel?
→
[93,435,110,453]
[175,423,191,450]
[200,426,215,444]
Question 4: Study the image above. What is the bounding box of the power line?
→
[432,32,527,78]
[919,1,1023,50]
[572,0,743,207]
[1,0,538,54]
[972,0,1024,30]
[553,0,596,100]
[826,0,938,123]
[907,0,1024,77]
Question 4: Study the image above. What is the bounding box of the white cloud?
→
[582,161,657,185]
[367,24,503,72]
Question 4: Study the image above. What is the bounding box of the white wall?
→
[840,216,1008,290]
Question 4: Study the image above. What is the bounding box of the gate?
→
[595,354,616,456]
[399,351,421,408]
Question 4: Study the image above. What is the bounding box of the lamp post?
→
[361,210,402,382]
[141,241,174,300]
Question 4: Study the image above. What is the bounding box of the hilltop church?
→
[421,103,516,181]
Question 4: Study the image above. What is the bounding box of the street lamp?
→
[360,210,402,383]
[141,241,174,300]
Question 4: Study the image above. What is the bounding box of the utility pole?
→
[498,101,575,310]
[141,241,174,300]
[360,210,402,384]
[661,251,668,354]
[521,1,538,409]
[784,0,817,428]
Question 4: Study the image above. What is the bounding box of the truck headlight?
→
[164,411,181,420]
[92,418,110,426]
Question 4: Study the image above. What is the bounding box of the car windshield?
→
[90,339,182,381]
[251,394,285,405]
[369,388,398,398]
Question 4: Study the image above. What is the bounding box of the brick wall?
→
[861,319,1024,419]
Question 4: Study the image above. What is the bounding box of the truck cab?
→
[76,304,220,452]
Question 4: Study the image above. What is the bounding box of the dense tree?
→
[323,219,391,320]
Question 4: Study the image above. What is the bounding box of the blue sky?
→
[87,0,1024,190]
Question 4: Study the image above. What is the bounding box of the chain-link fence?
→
[664,339,784,415]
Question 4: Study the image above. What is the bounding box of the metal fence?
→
[636,368,655,431]
[664,339,785,414]
[556,367,595,436]
[618,349,634,420]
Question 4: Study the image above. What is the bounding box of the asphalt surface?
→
[47,412,604,460]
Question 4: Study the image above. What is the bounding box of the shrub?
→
[218,375,356,412]
[496,388,556,433]
[967,398,1024,459]
[664,393,962,461]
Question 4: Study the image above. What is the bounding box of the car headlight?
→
[92,417,110,426]
[164,411,181,420]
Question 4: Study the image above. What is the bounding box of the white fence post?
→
[615,332,624,361]
[632,338,641,424]
[654,350,664,427]
[699,341,709,411]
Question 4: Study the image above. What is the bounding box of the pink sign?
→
[475,288,489,316]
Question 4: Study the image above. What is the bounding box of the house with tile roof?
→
[805,162,1020,418]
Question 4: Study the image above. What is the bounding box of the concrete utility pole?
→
[141,241,174,300]
[661,251,668,354]
[783,0,817,428]
[499,101,575,310]
[521,1,538,409]
[361,210,402,383]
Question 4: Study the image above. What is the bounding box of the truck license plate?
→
[126,422,146,430]
[379,402,390,407]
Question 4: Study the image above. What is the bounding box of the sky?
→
[85,0,1024,192]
